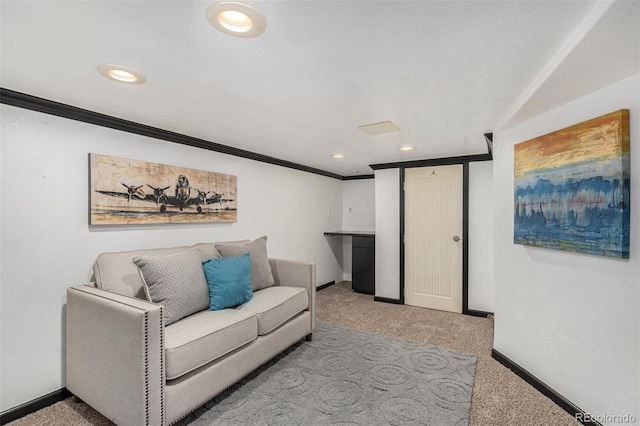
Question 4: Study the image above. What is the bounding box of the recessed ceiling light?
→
[397,145,415,152]
[358,121,401,136]
[97,64,146,84]
[207,2,266,38]
[331,154,346,159]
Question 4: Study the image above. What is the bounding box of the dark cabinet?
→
[352,236,375,294]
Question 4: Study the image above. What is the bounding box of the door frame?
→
[372,153,492,317]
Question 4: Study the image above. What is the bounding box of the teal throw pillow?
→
[203,253,253,311]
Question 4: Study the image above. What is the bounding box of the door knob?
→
[452,235,461,242]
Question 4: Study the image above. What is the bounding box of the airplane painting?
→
[90,153,237,225]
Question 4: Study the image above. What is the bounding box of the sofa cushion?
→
[216,236,274,291]
[203,253,253,311]
[238,286,308,335]
[94,246,191,299]
[164,309,257,380]
[190,243,221,261]
[132,248,209,326]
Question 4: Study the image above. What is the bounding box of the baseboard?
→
[464,308,493,318]
[0,388,72,425]
[373,296,402,304]
[491,349,603,426]
[316,281,335,291]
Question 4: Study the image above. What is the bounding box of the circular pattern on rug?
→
[272,367,307,391]
[398,340,428,351]
[370,364,411,387]
[409,348,450,372]
[317,352,356,372]
[302,418,369,426]
[319,380,362,408]
[319,331,352,348]
[379,397,432,425]
[186,323,476,426]
[429,377,471,404]
[466,361,477,378]
[254,401,304,423]
[361,342,396,362]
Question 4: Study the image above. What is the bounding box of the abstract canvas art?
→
[90,153,237,225]
[514,110,630,258]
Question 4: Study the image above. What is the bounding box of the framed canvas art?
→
[90,153,237,225]
[514,110,630,258]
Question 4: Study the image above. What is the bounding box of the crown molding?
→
[0,88,344,180]
[369,153,492,170]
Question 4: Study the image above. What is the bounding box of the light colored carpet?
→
[8,281,580,425]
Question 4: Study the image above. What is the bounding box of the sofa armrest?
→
[269,259,316,331]
[66,285,165,425]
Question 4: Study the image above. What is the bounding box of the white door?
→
[404,165,463,313]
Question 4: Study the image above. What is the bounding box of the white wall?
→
[374,169,401,299]
[342,179,375,231]
[0,105,343,412]
[493,73,639,422]
[468,161,495,312]
[341,179,375,280]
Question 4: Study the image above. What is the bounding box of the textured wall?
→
[342,179,376,231]
[374,169,401,299]
[0,105,343,411]
[493,74,639,420]
[469,161,495,312]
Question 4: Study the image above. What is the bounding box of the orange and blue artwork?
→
[514,110,630,258]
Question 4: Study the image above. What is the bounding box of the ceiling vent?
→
[358,121,401,136]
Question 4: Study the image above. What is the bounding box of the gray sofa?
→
[66,241,316,425]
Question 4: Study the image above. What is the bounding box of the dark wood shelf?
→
[323,230,375,237]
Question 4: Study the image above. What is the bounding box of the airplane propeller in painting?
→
[147,185,170,205]
[193,188,212,213]
[121,183,144,203]
[95,183,146,203]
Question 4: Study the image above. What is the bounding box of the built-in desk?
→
[324,231,375,295]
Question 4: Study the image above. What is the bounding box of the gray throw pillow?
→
[216,236,274,291]
[132,248,209,326]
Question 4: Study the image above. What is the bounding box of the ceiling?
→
[1,1,638,178]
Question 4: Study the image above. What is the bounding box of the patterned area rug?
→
[181,322,477,425]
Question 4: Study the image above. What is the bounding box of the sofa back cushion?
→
[94,246,192,299]
[216,236,275,291]
[191,243,222,261]
[93,241,249,299]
